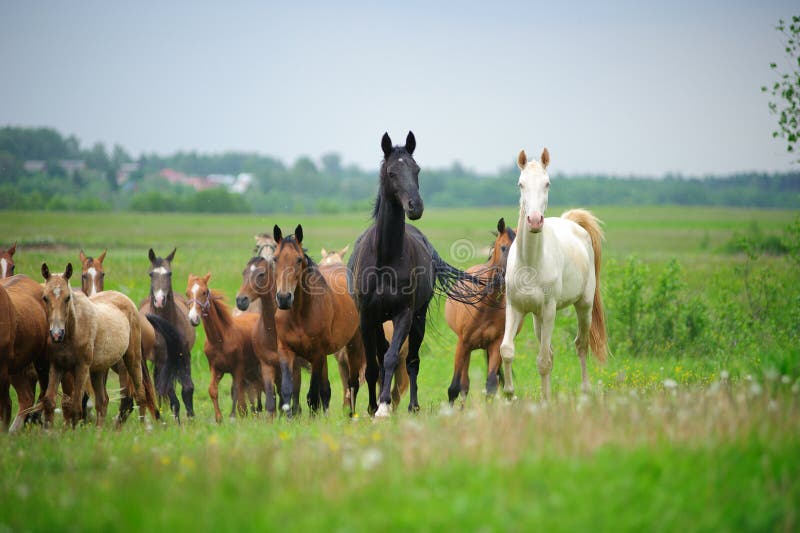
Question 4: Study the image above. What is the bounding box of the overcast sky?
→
[1,0,797,175]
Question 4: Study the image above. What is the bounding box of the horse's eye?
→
[82,274,88,279]
[501,246,507,252]
[42,295,48,303]
[518,183,523,189]
[65,295,70,302]
[296,257,302,264]
[149,272,153,277]
[545,182,550,189]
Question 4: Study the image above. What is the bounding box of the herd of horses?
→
[0,132,607,431]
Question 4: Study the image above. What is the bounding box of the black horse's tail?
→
[431,249,499,306]
[145,313,186,398]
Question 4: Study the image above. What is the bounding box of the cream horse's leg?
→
[574,302,592,393]
[537,303,556,401]
[500,304,526,399]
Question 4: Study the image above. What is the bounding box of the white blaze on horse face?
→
[154,289,166,308]
[152,266,169,275]
[87,267,98,296]
[0,258,6,278]
[518,163,550,232]
[187,282,200,324]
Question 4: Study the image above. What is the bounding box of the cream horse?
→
[500,148,607,400]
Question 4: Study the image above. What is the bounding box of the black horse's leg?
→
[360,319,380,415]
[406,304,428,413]
[307,357,322,414]
[378,310,413,410]
[179,353,195,418]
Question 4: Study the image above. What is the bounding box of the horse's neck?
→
[375,192,405,265]
[202,300,228,345]
[291,270,324,321]
[67,292,86,344]
[516,215,546,267]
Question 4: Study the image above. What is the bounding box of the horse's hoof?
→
[374,403,391,418]
[408,404,420,414]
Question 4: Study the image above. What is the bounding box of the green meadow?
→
[0,205,799,531]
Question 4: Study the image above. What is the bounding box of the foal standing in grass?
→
[500,149,607,400]
[186,273,261,422]
[445,218,516,403]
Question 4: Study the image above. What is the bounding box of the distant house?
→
[58,160,86,175]
[231,173,253,194]
[116,162,140,184]
[159,168,214,191]
[23,160,46,173]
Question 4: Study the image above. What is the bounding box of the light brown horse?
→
[319,245,409,409]
[234,234,280,317]
[272,224,365,415]
[0,242,16,279]
[79,249,106,297]
[445,218,516,403]
[0,275,49,432]
[185,273,264,422]
[236,256,303,416]
[41,262,159,426]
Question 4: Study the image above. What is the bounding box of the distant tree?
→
[763,16,800,161]
[320,152,342,176]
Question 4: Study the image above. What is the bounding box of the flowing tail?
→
[431,248,494,305]
[562,209,608,362]
[139,351,160,421]
[145,313,186,398]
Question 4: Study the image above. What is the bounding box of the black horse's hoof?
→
[408,404,420,414]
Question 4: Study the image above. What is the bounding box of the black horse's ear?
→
[405,131,416,155]
[497,217,506,234]
[273,225,283,243]
[41,262,50,280]
[64,262,73,281]
[295,225,303,244]
[148,248,156,264]
[381,132,393,159]
[166,248,176,263]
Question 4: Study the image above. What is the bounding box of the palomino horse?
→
[500,149,607,400]
[445,218,516,403]
[272,225,365,415]
[0,275,49,432]
[236,256,303,416]
[41,263,159,426]
[139,248,196,419]
[319,245,409,409]
[186,273,263,422]
[79,249,106,297]
[348,131,487,416]
[0,242,16,279]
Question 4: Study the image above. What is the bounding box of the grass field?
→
[1,205,799,531]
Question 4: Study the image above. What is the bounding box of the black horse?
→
[348,131,487,416]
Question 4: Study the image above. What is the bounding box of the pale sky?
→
[1,0,797,175]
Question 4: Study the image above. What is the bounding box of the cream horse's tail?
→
[562,209,608,362]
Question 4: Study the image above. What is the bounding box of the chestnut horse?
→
[0,242,16,279]
[272,224,365,415]
[79,249,106,297]
[236,256,303,416]
[139,248,195,419]
[319,245,409,409]
[0,275,49,432]
[186,273,262,422]
[41,263,159,426]
[445,218,516,403]
[234,233,279,317]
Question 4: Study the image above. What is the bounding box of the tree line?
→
[0,126,798,213]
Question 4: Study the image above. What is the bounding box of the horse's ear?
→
[295,225,303,244]
[405,131,416,155]
[41,262,50,281]
[321,247,328,257]
[497,218,506,234]
[541,148,550,169]
[517,150,527,170]
[148,248,156,264]
[203,272,211,283]
[340,244,349,258]
[381,132,393,159]
[9,242,16,256]
[166,248,176,263]
[79,249,87,263]
[273,225,283,243]
[98,249,107,263]
[64,263,73,281]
